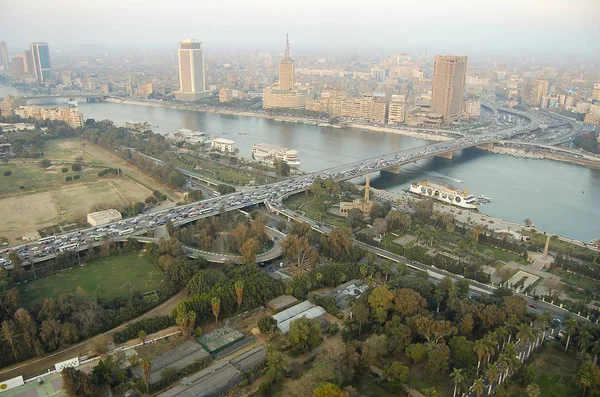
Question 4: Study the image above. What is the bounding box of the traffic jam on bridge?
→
[0,106,539,270]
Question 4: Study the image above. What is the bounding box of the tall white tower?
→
[176,39,207,101]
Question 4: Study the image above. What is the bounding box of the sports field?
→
[20,252,164,307]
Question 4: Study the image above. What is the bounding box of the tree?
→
[39,319,61,351]
[240,237,260,264]
[138,330,147,345]
[92,356,126,387]
[14,308,41,355]
[473,378,485,397]
[62,367,98,397]
[524,218,533,227]
[486,364,500,395]
[265,347,289,384]
[383,361,409,391]
[472,224,485,245]
[3,170,11,176]
[450,368,464,397]
[175,311,196,338]
[346,208,364,228]
[368,285,394,323]
[406,343,428,366]
[1,320,18,361]
[282,235,311,268]
[313,383,348,397]
[235,280,244,308]
[141,357,152,394]
[258,317,278,335]
[392,288,426,318]
[288,317,322,353]
[274,159,291,177]
[564,318,578,352]
[351,300,370,336]
[39,159,51,168]
[474,339,489,372]
[71,163,82,171]
[527,383,540,397]
[425,342,451,380]
[211,297,221,325]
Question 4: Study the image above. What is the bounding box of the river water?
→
[2,85,599,243]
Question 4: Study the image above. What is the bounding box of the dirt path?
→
[0,289,188,381]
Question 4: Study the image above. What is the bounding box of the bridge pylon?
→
[381,165,401,174]
[436,152,454,160]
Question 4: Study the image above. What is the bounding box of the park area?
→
[506,345,579,397]
[20,252,164,308]
[0,138,180,244]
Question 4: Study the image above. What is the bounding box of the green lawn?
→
[0,163,100,196]
[285,192,347,228]
[506,345,579,397]
[20,252,164,307]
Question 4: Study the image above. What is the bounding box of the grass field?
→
[20,252,164,307]
[285,193,347,228]
[0,162,101,196]
[0,138,182,244]
[506,345,579,397]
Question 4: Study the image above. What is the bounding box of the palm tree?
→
[580,370,594,397]
[434,289,444,312]
[516,323,534,361]
[497,354,511,384]
[485,364,499,395]
[450,368,464,397]
[138,330,147,345]
[472,224,485,244]
[577,329,593,355]
[527,383,541,397]
[564,318,579,352]
[141,357,151,394]
[496,326,510,349]
[483,332,498,363]
[591,340,600,364]
[474,339,488,373]
[473,378,485,397]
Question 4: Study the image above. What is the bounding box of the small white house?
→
[211,138,236,153]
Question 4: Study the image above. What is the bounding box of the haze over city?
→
[1,1,600,397]
[1,0,599,58]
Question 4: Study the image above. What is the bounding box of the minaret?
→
[543,234,551,259]
[364,175,371,202]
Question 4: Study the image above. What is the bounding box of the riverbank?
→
[370,186,599,251]
[103,97,454,142]
[480,144,600,169]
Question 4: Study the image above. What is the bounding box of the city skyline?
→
[0,0,599,59]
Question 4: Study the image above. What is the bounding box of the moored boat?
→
[409,180,480,209]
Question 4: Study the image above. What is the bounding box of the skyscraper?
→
[175,39,207,101]
[30,42,51,83]
[279,34,295,90]
[24,50,34,77]
[0,41,8,71]
[431,55,467,123]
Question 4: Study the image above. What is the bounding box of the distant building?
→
[0,96,25,117]
[11,55,25,79]
[24,49,34,77]
[87,209,122,227]
[271,300,326,334]
[125,121,152,134]
[341,94,387,123]
[525,78,548,107]
[593,83,600,102]
[463,94,481,119]
[219,87,233,102]
[0,122,35,132]
[584,104,600,125]
[387,95,406,125]
[262,35,309,109]
[0,41,8,71]
[14,105,84,128]
[30,42,51,83]
[371,68,386,82]
[278,34,295,90]
[431,55,467,123]
[175,39,208,101]
[211,137,236,153]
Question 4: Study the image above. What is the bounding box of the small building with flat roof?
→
[266,295,299,314]
[211,137,236,153]
[87,209,122,227]
[196,326,244,356]
[271,300,326,334]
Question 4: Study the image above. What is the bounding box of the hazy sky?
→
[1,0,599,58]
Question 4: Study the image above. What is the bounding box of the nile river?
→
[1,85,599,243]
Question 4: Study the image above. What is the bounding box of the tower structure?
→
[278,34,295,90]
[431,55,467,123]
[30,42,51,83]
[175,39,207,101]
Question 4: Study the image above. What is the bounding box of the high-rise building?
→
[525,78,548,107]
[175,39,207,101]
[463,94,481,119]
[30,42,51,83]
[279,34,295,90]
[0,41,8,71]
[388,95,407,125]
[11,55,25,79]
[592,83,600,103]
[431,55,467,123]
[24,50,34,77]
